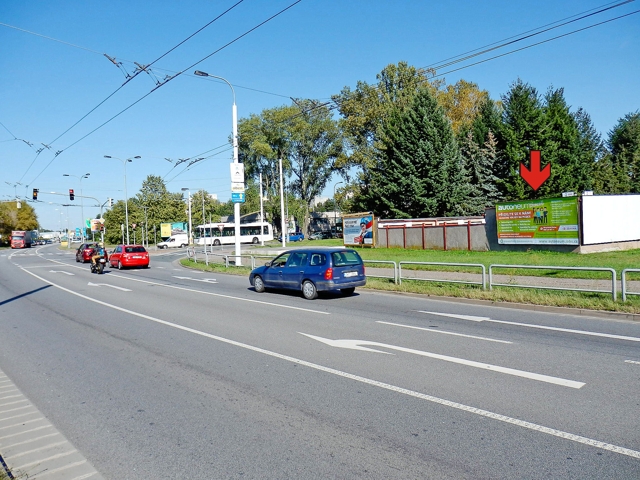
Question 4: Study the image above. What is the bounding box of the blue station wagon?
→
[249,247,366,299]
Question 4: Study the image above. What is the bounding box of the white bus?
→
[194,221,274,246]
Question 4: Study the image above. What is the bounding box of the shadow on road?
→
[0,285,51,306]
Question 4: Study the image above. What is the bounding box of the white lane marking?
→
[49,270,74,275]
[417,311,490,322]
[625,360,640,365]
[6,269,640,459]
[13,448,78,469]
[87,282,131,292]
[377,321,512,344]
[173,275,218,284]
[300,334,583,389]
[5,440,70,460]
[21,256,329,315]
[155,266,165,269]
[419,311,640,342]
[1,432,61,450]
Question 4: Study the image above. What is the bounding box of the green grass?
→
[180,256,640,314]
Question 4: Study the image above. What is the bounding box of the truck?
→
[11,230,33,249]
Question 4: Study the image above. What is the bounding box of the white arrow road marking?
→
[172,276,217,284]
[87,282,131,292]
[49,270,74,276]
[12,268,640,459]
[377,321,512,344]
[625,360,640,365]
[300,333,584,389]
[418,311,640,342]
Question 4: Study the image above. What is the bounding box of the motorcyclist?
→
[91,242,107,268]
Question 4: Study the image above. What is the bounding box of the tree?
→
[238,99,344,233]
[0,201,39,242]
[608,111,640,193]
[333,61,440,173]
[362,87,473,218]
[460,130,502,213]
[436,79,490,136]
[495,79,546,199]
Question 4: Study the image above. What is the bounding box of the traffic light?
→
[32,188,38,200]
[108,197,113,207]
[69,189,74,201]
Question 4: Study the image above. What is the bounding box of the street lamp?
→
[104,155,140,244]
[333,181,343,235]
[63,173,89,241]
[181,188,192,246]
[194,70,242,265]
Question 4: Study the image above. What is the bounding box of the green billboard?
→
[496,197,579,245]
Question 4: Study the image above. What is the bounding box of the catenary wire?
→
[16,1,244,183]
[25,0,304,186]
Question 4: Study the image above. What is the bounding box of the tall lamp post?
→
[104,155,140,244]
[333,181,343,235]
[181,188,192,245]
[63,173,90,241]
[194,70,242,265]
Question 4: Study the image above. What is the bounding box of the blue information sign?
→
[231,192,245,203]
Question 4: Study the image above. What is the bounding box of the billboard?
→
[582,194,640,244]
[496,197,579,245]
[160,223,172,238]
[343,213,375,247]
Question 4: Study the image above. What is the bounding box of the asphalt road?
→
[0,245,639,479]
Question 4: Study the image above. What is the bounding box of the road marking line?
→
[38,459,90,478]
[5,440,70,459]
[419,311,640,342]
[12,269,640,459]
[0,411,39,423]
[625,360,640,365]
[87,282,131,292]
[0,405,34,415]
[0,418,45,431]
[1,432,61,450]
[13,448,78,469]
[0,425,53,440]
[377,321,512,344]
[301,333,582,388]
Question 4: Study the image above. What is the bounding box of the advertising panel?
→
[160,223,172,238]
[496,197,579,245]
[343,213,375,247]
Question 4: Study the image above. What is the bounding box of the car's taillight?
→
[324,268,333,280]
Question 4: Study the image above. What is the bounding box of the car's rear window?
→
[125,246,146,253]
[331,250,363,267]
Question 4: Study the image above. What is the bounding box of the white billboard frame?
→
[582,194,640,245]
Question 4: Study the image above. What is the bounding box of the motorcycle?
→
[90,257,107,274]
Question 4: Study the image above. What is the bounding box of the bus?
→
[194,221,274,246]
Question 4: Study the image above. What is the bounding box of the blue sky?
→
[1,0,638,230]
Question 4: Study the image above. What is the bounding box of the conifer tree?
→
[365,87,472,218]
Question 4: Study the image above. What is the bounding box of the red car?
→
[109,245,149,269]
[75,243,108,263]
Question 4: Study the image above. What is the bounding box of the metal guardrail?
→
[622,269,640,302]
[489,264,617,301]
[364,260,398,284]
[398,261,486,290]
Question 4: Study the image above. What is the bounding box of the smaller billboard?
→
[343,213,375,247]
[160,223,172,238]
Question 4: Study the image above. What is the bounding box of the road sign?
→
[231,182,245,192]
[230,163,245,183]
[231,192,245,203]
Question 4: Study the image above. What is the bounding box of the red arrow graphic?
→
[520,150,550,191]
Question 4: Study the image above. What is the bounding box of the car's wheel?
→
[341,287,356,296]
[143,264,149,269]
[118,261,124,270]
[252,237,259,244]
[76,256,80,262]
[180,244,187,248]
[213,239,221,246]
[302,280,318,300]
[253,275,265,293]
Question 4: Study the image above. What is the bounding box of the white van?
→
[157,234,189,249]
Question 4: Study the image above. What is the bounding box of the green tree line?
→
[238,61,640,223]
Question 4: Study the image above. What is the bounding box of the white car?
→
[157,234,189,249]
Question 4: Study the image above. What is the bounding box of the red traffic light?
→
[69,189,75,200]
